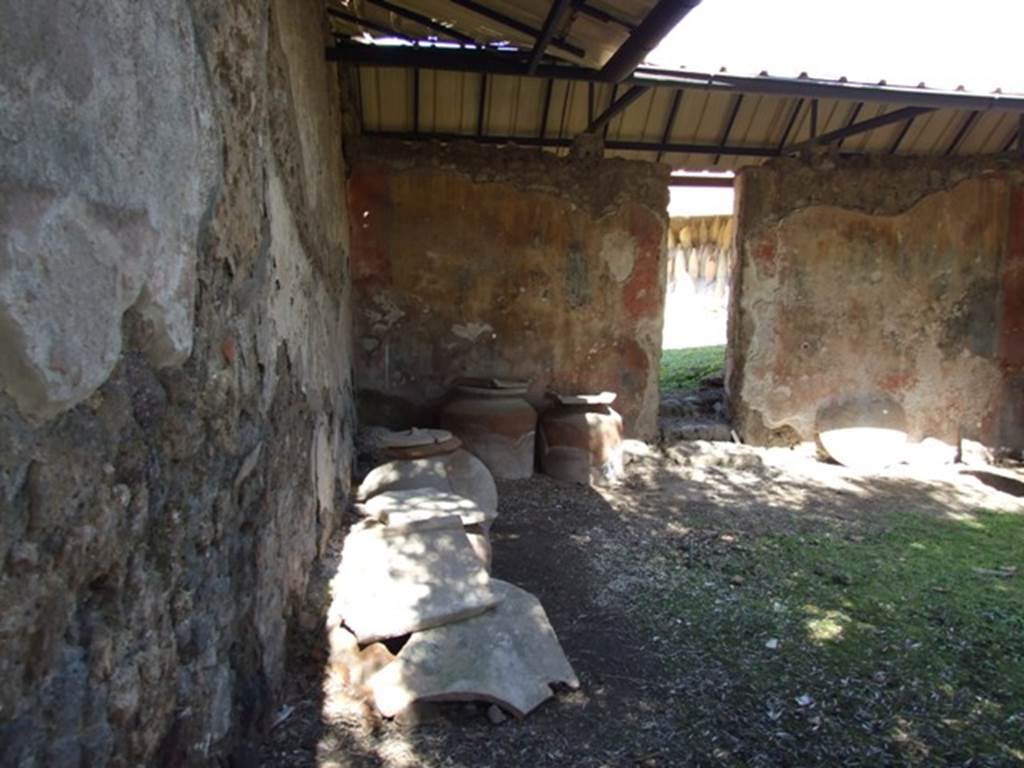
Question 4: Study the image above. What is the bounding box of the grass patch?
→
[661,345,726,390]
[639,510,1024,765]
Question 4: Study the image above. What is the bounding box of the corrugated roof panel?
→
[665,88,708,148]
[420,70,470,133]
[359,67,382,131]
[816,98,847,136]
[609,87,657,141]
[548,79,574,140]
[968,111,1013,154]
[484,74,515,136]
[636,88,675,143]
[694,91,737,146]
[839,102,886,153]
[908,109,958,154]
[512,77,546,136]
[336,0,655,68]
[563,79,591,137]
[730,94,767,147]
[353,39,1023,172]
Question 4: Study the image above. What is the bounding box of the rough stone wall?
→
[728,155,1024,450]
[0,0,353,764]
[347,139,669,438]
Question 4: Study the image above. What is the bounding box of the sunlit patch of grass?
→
[635,509,1024,762]
[660,345,725,390]
[803,607,849,642]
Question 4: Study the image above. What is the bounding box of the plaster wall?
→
[348,139,669,439]
[728,156,1024,451]
[0,0,353,763]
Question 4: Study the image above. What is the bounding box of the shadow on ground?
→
[260,449,1024,767]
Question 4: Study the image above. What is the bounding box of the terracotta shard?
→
[330,522,501,643]
[368,580,580,719]
[356,449,498,512]
[360,489,497,532]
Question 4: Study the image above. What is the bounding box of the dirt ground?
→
[259,442,1023,767]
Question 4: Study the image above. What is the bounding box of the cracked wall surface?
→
[348,139,669,439]
[728,156,1024,450]
[0,0,354,764]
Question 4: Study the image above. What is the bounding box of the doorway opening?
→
[660,181,736,441]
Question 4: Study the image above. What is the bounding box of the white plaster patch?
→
[259,165,352,415]
[0,0,218,421]
[600,230,637,283]
[367,293,405,333]
[451,322,494,342]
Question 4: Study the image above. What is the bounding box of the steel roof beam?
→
[362,0,478,45]
[713,93,745,164]
[776,98,804,150]
[656,88,684,162]
[572,1,636,31]
[362,129,780,157]
[789,106,933,152]
[327,44,1024,112]
[944,110,978,156]
[888,115,917,154]
[586,84,648,133]
[476,74,488,135]
[528,0,572,74]
[447,0,584,59]
[836,102,863,149]
[600,0,702,82]
[539,78,554,139]
[328,7,414,42]
[1003,117,1024,154]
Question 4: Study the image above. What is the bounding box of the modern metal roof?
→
[329,0,655,69]
[327,1,1024,173]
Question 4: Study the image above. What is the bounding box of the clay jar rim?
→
[453,384,529,398]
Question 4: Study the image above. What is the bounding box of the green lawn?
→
[660,345,726,390]
[636,510,1024,764]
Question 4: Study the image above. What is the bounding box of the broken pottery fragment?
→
[368,580,580,719]
[379,427,462,459]
[816,394,907,471]
[330,522,501,643]
[379,428,454,449]
[327,625,396,688]
[385,437,463,460]
[359,489,496,532]
[464,526,492,572]
[357,449,498,512]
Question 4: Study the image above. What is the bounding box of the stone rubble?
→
[331,446,578,720]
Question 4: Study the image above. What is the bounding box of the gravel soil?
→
[260,445,1024,767]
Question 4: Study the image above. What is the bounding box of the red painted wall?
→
[347,140,669,438]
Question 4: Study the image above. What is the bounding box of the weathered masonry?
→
[728,157,1024,451]
[1,1,354,763]
[348,139,669,438]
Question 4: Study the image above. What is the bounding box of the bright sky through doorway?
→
[649,0,1024,94]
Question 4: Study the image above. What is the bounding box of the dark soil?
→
[259,448,1024,767]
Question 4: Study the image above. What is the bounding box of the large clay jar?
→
[440,381,537,480]
[539,392,624,485]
